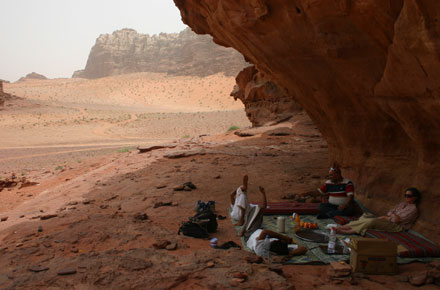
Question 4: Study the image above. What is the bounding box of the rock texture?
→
[74,28,247,79]
[231,65,302,126]
[174,0,440,239]
[17,72,48,82]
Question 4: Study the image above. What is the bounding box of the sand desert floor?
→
[0,73,250,173]
[0,75,436,289]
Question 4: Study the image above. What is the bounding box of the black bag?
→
[178,221,209,239]
[193,208,218,233]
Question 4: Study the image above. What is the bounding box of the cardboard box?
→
[348,237,397,274]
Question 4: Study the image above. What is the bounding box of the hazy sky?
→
[0,0,187,82]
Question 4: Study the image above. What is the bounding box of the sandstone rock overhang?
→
[174,0,440,241]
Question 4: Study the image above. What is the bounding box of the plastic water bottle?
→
[210,238,218,248]
[327,227,336,254]
[262,235,271,259]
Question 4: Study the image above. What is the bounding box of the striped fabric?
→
[254,202,319,215]
[365,230,440,258]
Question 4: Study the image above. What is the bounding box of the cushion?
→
[254,202,319,215]
[365,230,440,258]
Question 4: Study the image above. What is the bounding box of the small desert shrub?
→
[182,135,190,139]
[227,125,239,132]
[55,165,63,171]
[117,147,135,153]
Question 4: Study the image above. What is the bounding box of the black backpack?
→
[178,221,209,239]
[192,208,218,233]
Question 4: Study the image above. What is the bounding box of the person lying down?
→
[239,186,307,258]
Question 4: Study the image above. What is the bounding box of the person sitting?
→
[304,166,356,219]
[230,175,250,226]
[336,188,420,235]
[239,186,307,258]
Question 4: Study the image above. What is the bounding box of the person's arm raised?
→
[259,186,267,209]
[241,175,248,192]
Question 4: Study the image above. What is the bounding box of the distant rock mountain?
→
[17,72,48,82]
[73,28,247,79]
[0,80,4,106]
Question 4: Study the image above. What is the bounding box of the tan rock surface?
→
[74,28,247,79]
[174,0,440,241]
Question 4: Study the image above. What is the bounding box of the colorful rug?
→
[231,210,440,264]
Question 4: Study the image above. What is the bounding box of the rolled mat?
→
[254,202,319,215]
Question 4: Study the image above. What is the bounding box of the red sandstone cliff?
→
[174,0,440,241]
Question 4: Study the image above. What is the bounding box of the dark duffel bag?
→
[178,221,209,239]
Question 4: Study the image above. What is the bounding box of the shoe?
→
[184,182,197,189]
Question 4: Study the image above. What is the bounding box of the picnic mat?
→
[232,213,348,264]
[231,211,440,264]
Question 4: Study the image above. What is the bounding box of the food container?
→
[277,216,286,233]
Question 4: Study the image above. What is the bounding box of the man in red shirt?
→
[314,166,356,219]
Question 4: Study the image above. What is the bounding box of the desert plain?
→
[1,72,250,173]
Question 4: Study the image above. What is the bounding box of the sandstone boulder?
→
[231,65,302,126]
